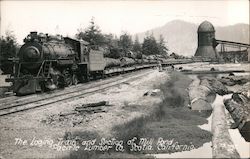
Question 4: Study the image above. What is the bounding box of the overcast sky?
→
[0,0,249,44]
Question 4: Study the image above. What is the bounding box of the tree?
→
[0,30,17,74]
[119,32,132,53]
[132,35,142,58]
[103,33,119,48]
[157,34,168,56]
[132,35,141,52]
[142,34,159,55]
[76,17,105,47]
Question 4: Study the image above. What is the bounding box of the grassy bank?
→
[63,71,212,158]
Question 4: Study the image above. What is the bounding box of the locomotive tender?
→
[6,32,157,95]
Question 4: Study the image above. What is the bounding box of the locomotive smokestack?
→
[30,31,38,40]
[194,21,219,59]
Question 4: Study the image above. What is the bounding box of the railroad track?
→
[0,70,150,107]
[0,69,154,116]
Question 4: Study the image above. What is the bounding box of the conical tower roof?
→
[198,21,215,32]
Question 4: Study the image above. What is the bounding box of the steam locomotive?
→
[6,32,158,95]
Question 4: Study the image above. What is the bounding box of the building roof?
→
[198,21,215,32]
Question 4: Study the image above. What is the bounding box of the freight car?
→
[6,32,158,96]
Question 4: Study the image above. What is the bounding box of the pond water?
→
[229,129,250,158]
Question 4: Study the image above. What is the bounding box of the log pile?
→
[105,58,121,68]
[200,76,230,95]
[220,75,250,86]
[224,92,250,142]
[120,57,136,67]
[188,76,229,111]
[135,59,143,64]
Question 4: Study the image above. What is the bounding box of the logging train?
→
[6,32,212,96]
[6,32,157,95]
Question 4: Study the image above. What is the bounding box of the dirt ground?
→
[0,69,169,159]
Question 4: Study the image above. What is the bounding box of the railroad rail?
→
[0,69,154,116]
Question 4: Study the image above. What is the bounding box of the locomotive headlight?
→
[23,46,40,61]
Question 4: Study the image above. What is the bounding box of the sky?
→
[0,0,249,44]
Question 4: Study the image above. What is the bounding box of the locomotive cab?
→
[64,37,106,81]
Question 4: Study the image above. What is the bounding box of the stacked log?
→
[104,58,121,68]
[149,59,157,64]
[134,59,143,64]
[224,92,250,142]
[147,55,156,60]
[141,54,147,59]
[120,57,136,67]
